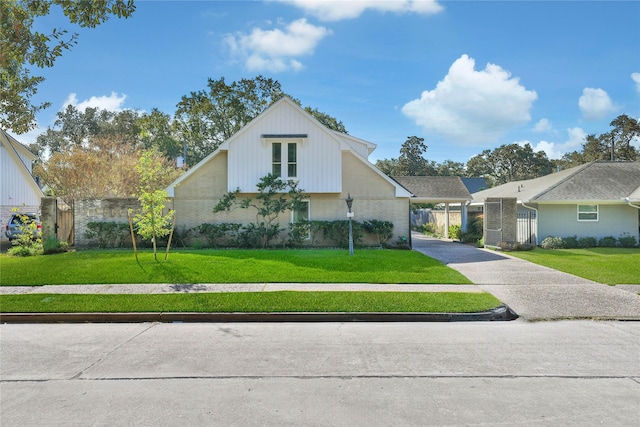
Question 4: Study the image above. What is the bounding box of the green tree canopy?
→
[0,0,135,133]
[397,136,436,176]
[559,114,640,168]
[466,143,553,186]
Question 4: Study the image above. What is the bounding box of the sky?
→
[22,0,640,164]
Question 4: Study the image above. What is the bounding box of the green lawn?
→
[0,291,501,313]
[508,247,640,285]
[0,249,471,285]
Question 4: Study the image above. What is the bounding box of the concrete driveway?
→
[412,232,640,321]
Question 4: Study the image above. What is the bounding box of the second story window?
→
[272,142,282,177]
[287,143,297,178]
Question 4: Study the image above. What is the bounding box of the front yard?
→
[0,249,503,314]
[0,249,471,285]
[508,247,640,285]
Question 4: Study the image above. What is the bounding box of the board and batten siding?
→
[226,101,342,193]
[1,139,43,228]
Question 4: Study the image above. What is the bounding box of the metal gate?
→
[55,198,74,245]
[484,200,502,247]
[517,211,537,244]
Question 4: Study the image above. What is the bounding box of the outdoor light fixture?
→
[345,193,354,256]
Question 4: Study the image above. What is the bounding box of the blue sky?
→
[25,0,640,164]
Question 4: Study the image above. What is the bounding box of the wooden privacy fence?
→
[41,197,74,245]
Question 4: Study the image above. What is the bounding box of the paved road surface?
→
[2,321,639,426]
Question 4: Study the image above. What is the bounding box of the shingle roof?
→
[391,176,472,202]
[461,177,489,193]
[471,161,640,203]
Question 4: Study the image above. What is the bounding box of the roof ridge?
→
[531,161,595,200]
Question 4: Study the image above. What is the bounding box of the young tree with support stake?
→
[132,148,176,261]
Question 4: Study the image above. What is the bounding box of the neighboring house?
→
[1,129,44,238]
[471,161,640,245]
[166,97,413,246]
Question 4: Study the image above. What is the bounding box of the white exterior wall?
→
[538,203,639,241]
[226,101,342,193]
[1,138,43,236]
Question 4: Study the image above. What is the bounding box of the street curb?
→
[0,305,518,323]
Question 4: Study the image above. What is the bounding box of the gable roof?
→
[167,97,410,198]
[391,176,472,203]
[471,161,640,204]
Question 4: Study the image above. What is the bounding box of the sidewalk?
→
[411,232,640,321]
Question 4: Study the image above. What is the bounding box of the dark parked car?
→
[5,213,41,241]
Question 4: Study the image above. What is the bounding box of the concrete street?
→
[2,321,639,426]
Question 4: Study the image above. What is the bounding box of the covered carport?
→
[391,176,473,239]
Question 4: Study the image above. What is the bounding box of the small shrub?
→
[577,236,597,248]
[310,220,363,248]
[194,223,243,248]
[540,236,565,249]
[562,235,579,249]
[422,222,438,236]
[598,236,617,247]
[475,237,484,248]
[462,216,483,243]
[288,221,311,247]
[448,224,462,240]
[396,235,410,249]
[7,212,42,257]
[43,236,69,255]
[363,220,394,247]
[618,234,638,248]
[500,241,534,251]
[85,221,129,248]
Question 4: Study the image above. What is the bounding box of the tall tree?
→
[466,143,553,186]
[175,76,288,165]
[35,105,141,155]
[434,160,466,176]
[375,158,400,176]
[559,114,640,168]
[608,114,640,161]
[304,106,347,134]
[138,108,182,160]
[0,0,135,133]
[397,136,435,176]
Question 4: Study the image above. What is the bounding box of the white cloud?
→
[526,127,586,160]
[578,87,616,120]
[62,92,127,112]
[401,54,537,145]
[224,18,331,72]
[632,72,640,94]
[533,118,552,132]
[276,0,443,21]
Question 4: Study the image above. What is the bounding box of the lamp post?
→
[345,193,354,256]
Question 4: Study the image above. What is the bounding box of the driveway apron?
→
[411,232,640,321]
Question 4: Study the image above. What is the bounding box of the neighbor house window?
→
[272,142,282,177]
[578,204,598,221]
[287,143,297,178]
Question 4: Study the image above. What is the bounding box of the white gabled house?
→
[166,97,412,245]
[1,129,44,236]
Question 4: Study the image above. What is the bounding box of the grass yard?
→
[0,291,501,313]
[0,249,471,285]
[508,247,640,285]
